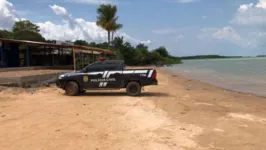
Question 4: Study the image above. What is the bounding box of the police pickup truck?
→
[56,60,158,96]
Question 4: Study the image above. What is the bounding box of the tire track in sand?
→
[109,96,203,150]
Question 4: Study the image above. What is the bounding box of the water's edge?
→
[162,67,266,98]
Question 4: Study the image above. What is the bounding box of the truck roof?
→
[103,60,124,64]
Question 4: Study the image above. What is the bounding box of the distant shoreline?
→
[180,56,266,61]
[180,55,266,60]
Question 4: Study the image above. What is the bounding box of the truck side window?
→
[119,63,125,70]
[104,64,118,70]
[85,64,104,72]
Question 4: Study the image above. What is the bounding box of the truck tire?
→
[126,82,141,96]
[65,81,79,96]
[79,89,86,94]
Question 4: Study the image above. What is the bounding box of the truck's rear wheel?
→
[79,89,86,94]
[65,81,79,96]
[126,82,141,96]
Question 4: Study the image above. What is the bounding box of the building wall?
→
[0,42,20,67]
[0,41,3,67]
[0,40,111,68]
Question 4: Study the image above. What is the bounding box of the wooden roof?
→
[0,38,113,54]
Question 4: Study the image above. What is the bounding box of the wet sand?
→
[0,67,266,150]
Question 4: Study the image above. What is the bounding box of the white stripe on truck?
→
[122,70,134,74]
[99,82,104,87]
[102,71,108,78]
[148,70,154,78]
[134,70,148,74]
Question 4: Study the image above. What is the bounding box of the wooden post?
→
[0,41,3,67]
[49,47,52,66]
[81,52,84,68]
[52,48,54,66]
[26,44,30,66]
[58,48,61,65]
[92,51,94,62]
[72,48,76,70]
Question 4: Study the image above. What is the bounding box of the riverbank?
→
[166,58,266,97]
[0,67,266,150]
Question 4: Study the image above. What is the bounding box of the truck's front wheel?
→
[65,81,79,96]
[126,82,141,96]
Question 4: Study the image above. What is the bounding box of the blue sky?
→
[1,0,266,56]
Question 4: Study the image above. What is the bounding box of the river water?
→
[165,58,266,97]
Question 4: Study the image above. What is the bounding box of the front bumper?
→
[56,79,65,89]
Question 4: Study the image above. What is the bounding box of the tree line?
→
[0,4,182,66]
[74,38,181,66]
[180,55,243,60]
[0,20,45,42]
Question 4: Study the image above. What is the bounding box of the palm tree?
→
[96,4,122,48]
[111,22,123,41]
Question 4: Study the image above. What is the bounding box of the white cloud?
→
[201,16,207,19]
[49,5,68,16]
[258,32,266,37]
[256,0,266,9]
[197,27,217,39]
[238,3,254,12]
[118,32,151,45]
[174,34,184,42]
[225,0,266,49]
[152,27,194,35]
[40,4,150,44]
[177,34,184,39]
[0,1,149,45]
[37,20,107,42]
[198,27,259,48]
[212,26,241,42]
[0,0,20,29]
[231,0,266,25]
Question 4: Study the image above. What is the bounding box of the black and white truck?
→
[56,60,158,96]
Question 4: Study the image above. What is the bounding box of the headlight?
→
[58,75,65,79]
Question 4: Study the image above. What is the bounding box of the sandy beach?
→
[1,67,266,150]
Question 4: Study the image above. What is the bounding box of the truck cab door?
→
[83,62,104,89]
[101,64,123,88]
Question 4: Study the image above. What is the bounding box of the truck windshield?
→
[81,61,102,72]
[80,61,125,72]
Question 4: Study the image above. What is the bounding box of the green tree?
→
[74,40,89,46]
[0,30,13,39]
[122,42,137,65]
[111,36,125,59]
[13,30,45,42]
[104,36,182,65]
[111,23,123,41]
[154,46,169,57]
[89,42,97,47]
[96,4,122,47]
[96,42,109,49]
[146,51,163,65]
[46,39,56,44]
[112,36,124,48]
[135,43,149,65]
[12,20,40,33]
[89,42,109,49]
[12,20,45,42]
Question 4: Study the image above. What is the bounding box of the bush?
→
[74,36,182,66]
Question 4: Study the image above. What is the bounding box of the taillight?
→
[151,70,157,79]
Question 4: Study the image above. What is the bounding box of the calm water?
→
[165,58,266,96]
